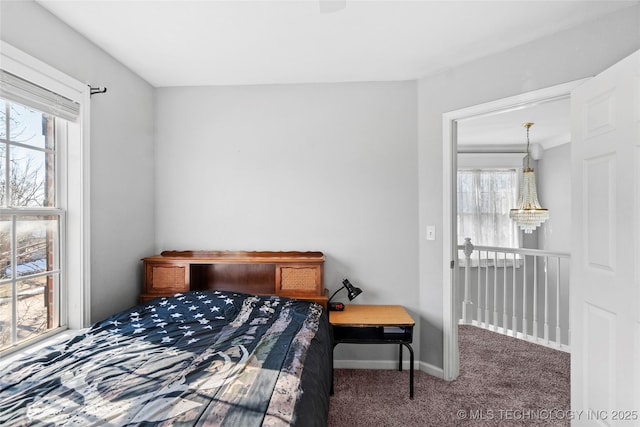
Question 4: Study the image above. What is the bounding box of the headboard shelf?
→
[141,251,327,309]
[157,250,325,263]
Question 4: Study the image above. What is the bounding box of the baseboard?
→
[464,321,571,353]
[418,360,444,379]
[333,359,445,379]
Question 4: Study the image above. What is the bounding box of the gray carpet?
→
[328,325,570,426]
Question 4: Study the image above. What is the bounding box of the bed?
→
[0,287,332,425]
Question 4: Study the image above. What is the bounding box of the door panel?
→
[585,90,616,137]
[584,303,616,414]
[571,50,639,425]
[584,154,615,272]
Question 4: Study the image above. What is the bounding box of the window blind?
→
[0,69,80,121]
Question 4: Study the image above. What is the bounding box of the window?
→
[0,99,63,350]
[0,42,90,354]
[457,168,519,248]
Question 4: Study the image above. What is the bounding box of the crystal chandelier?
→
[509,122,549,234]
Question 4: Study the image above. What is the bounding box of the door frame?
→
[441,78,589,381]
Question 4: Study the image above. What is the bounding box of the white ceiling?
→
[37,0,636,88]
[457,96,571,151]
[35,0,636,150]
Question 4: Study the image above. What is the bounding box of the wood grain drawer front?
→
[146,264,189,293]
[276,264,322,295]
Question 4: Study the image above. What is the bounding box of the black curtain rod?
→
[89,86,107,96]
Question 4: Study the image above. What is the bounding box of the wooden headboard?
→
[140,251,328,309]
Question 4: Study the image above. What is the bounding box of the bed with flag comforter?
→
[0,290,332,426]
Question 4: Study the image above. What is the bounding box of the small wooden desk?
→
[330,304,415,398]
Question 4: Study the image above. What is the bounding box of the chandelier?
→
[509,122,549,233]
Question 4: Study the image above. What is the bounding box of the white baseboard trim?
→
[461,320,571,353]
[418,360,444,379]
[333,359,445,379]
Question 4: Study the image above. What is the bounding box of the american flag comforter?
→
[0,291,331,426]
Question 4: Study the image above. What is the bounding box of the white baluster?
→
[484,250,490,328]
[522,254,528,338]
[533,256,538,340]
[512,252,517,337]
[544,255,550,344]
[503,251,508,334]
[462,237,474,324]
[555,257,561,347]
[477,249,482,324]
[567,258,571,347]
[493,251,498,332]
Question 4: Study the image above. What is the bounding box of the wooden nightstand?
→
[330,304,415,398]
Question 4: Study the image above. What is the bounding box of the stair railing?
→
[457,237,570,352]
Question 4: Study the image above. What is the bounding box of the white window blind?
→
[0,70,80,122]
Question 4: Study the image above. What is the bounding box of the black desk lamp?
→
[328,278,363,311]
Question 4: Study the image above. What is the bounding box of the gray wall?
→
[538,143,571,252]
[417,4,640,369]
[538,142,572,337]
[0,1,156,322]
[155,82,420,364]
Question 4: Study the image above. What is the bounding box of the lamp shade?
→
[328,278,363,303]
[343,279,363,301]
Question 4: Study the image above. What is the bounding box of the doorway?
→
[441,78,588,381]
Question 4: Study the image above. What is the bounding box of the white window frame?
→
[0,41,90,352]
[457,152,524,249]
[457,152,525,171]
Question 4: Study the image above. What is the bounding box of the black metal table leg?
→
[403,343,414,399]
[398,343,403,371]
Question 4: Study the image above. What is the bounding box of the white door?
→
[571,50,640,425]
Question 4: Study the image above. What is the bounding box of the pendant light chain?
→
[524,122,532,170]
